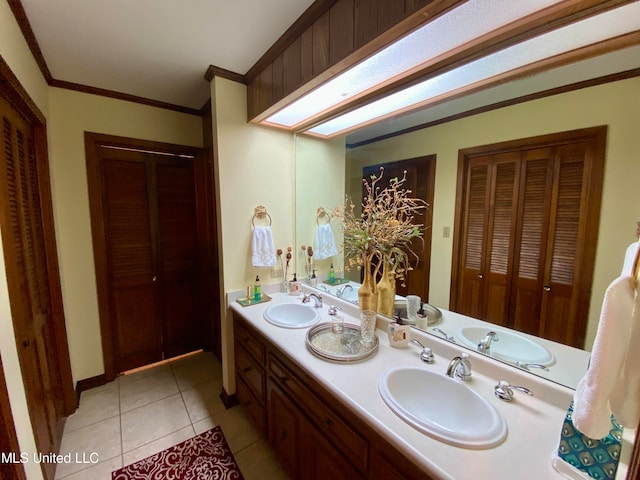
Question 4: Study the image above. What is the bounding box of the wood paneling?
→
[248,0,461,122]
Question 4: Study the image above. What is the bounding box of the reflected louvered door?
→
[509,149,554,337]
[482,153,519,327]
[102,150,163,372]
[454,128,604,349]
[456,156,491,319]
[538,142,591,347]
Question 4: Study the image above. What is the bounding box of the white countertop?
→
[229,289,633,480]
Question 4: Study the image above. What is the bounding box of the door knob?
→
[543,285,551,292]
[478,273,484,279]
[152,276,157,282]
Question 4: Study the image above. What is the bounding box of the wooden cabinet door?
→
[268,381,301,477]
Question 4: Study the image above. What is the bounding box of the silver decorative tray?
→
[394,302,443,326]
[306,322,378,363]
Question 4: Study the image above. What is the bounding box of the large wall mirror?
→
[294,74,640,391]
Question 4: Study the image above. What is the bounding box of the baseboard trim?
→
[220,387,239,409]
[75,374,107,406]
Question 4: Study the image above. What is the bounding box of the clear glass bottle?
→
[328,305,343,334]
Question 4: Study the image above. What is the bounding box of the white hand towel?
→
[251,226,276,267]
[621,241,639,275]
[314,223,338,260]
[572,275,637,439]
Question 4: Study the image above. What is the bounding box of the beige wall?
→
[210,76,295,394]
[349,77,640,350]
[47,88,203,382]
[295,135,346,278]
[1,3,49,479]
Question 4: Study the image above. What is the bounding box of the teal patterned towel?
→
[557,401,623,480]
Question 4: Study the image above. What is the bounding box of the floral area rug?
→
[112,426,244,480]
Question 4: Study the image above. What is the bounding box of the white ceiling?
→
[21,0,316,109]
[18,0,640,144]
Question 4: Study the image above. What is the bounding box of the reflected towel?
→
[251,226,276,267]
[314,223,338,260]
[572,275,640,439]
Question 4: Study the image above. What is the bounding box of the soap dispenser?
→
[253,275,261,302]
[309,269,317,287]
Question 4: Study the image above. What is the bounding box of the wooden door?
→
[0,354,27,480]
[101,150,163,372]
[362,155,435,300]
[88,134,205,377]
[0,94,73,480]
[155,159,201,358]
[451,127,605,348]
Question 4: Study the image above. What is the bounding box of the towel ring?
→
[252,205,272,228]
[316,207,331,225]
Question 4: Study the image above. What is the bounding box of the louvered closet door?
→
[0,95,60,479]
[102,150,163,372]
[509,148,554,336]
[539,142,591,347]
[456,156,491,319]
[482,152,520,327]
[155,158,200,359]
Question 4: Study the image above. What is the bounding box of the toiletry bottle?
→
[289,273,300,295]
[309,269,317,287]
[254,275,261,301]
[329,263,335,284]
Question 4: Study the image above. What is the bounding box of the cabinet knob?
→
[22,340,30,347]
[478,273,484,279]
[543,285,551,292]
[324,418,333,428]
[152,276,157,282]
[242,366,251,374]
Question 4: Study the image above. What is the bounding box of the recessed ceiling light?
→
[307,1,640,137]
[265,0,565,128]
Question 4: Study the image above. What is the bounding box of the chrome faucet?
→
[336,284,354,298]
[411,339,434,363]
[433,328,455,343]
[446,353,472,381]
[494,380,533,401]
[302,293,323,308]
[477,331,499,353]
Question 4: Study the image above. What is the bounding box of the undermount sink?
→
[263,303,320,329]
[378,367,507,449]
[456,326,555,367]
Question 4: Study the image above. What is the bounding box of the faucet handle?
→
[411,339,434,364]
[494,380,533,401]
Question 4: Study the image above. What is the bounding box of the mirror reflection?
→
[294,75,640,390]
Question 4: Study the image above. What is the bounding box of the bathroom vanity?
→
[230,291,633,479]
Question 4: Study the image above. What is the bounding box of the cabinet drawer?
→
[236,375,266,435]
[268,354,368,472]
[234,319,265,365]
[235,343,265,403]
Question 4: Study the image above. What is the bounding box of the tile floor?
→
[55,351,288,480]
